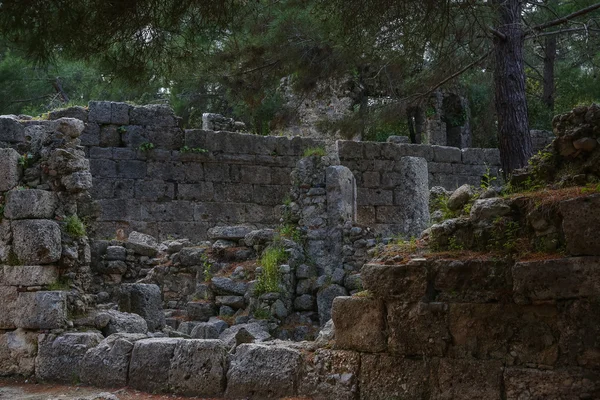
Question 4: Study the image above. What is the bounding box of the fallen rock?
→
[126,231,159,256]
[219,322,271,348]
[447,184,473,211]
[208,225,257,241]
[99,310,148,335]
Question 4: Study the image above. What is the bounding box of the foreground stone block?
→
[448,304,558,366]
[119,283,165,331]
[560,194,600,255]
[298,349,360,400]
[0,329,38,376]
[431,359,503,399]
[36,332,103,382]
[0,148,21,192]
[80,333,147,387]
[126,231,159,256]
[2,265,58,286]
[4,189,57,219]
[15,291,67,330]
[226,343,302,399]
[393,156,430,237]
[332,297,386,353]
[361,261,428,301]
[168,339,228,396]
[504,367,600,400]
[513,257,600,303]
[12,219,62,264]
[558,299,600,369]
[0,286,18,329]
[359,354,430,400]
[129,338,182,393]
[387,301,450,357]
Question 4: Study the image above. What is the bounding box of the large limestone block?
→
[12,220,62,264]
[225,343,302,399]
[15,291,67,330]
[3,265,58,286]
[0,329,38,376]
[0,117,25,143]
[98,309,148,335]
[36,332,103,382]
[361,260,428,301]
[332,297,386,353]
[504,367,600,400]
[219,323,271,348]
[168,339,228,396]
[298,349,360,400]
[513,257,600,303]
[557,299,600,369]
[317,284,348,326]
[0,286,18,329]
[207,225,257,240]
[129,338,182,393]
[0,148,21,191]
[80,333,147,387]
[359,354,430,400]
[430,359,503,399]
[118,283,165,331]
[126,231,159,256]
[393,156,430,237]
[560,194,600,255]
[326,166,357,225]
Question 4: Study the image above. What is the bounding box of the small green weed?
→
[255,246,287,296]
[253,307,271,320]
[580,184,600,194]
[480,165,497,190]
[278,224,302,242]
[180,145,208,154]
[7,250,22,266]
[303,147,326,157]
[48,277,70,291]
[448,236,464,251]
[117,126,127,134]
[139,142,155,152]
[64,215,86,237]
[201,253,213,282]
[18,153,33,168]
[0,204,4,221]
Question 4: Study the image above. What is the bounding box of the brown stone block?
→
[387,301,450,357]
[332,297,386,353]
[430,358,503,400]
[361,262,428,301]
[359,354,430,400]
[448,304,559,366]
[299,349,360,400]
[513,257,600,303]
[504,367,600,400]
[560,194,600,256]
[558,299,600,369]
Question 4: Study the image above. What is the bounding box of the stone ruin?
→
[0,101,597,399]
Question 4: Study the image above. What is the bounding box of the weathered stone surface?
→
[226,343,302,399]
[2,265,58,286]
[560,194,600,256]
[430,359,503,400]
[0,148,21,192]
[299,349,360,400]
[88,101,112,124]
[36,332,103,382]
[447,184,473,211]
[208,224,257,240]
[211,276,248,295]
[130,104,178,127]
[177,247,207,266]
[387,301,450,357]
[359,354,430,400]
[448,304,559,365]
[190,322,220,339]
[244,229,277,247]
[219,323,271,348]
[80,333,147,387]
[470,198,512,220]
[0,329,38,376]
[361,261,428,301]
[56,117,85,138]
[317,284,348,326]
[294,294,315,310]
[332,297,386,353]
[129,338,182,392]
[0,286,18,329]
[99,310,148,335]
[126,231,159,256]
[504,367,600,400]
[392,156,430,237]
[15,291,67,330]
[513,257,600,303]
[119,284,165,331]
[62,171,93,192]
[168,339,228,396]
[186,301,216,322]
[326,165,357,225]
[558,299,600,369]
[12,220,62,264]
[105,246,127,261]
[215,295,245,309]
[4,190,57,219]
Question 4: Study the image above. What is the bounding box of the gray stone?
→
[0,148,21,191]
[299,349,360,400]
[447,184,473,211]
[393,156,430,238]
[271,299,288,319]
[187,301,216,322]
[61,171,93,192]
[219,323,271,348]
[2,265,58,286]
[130,104,178,127]
[0,329,38,377]
[470,198,512,220]
[15,291,67,330]
[294,294,316,311]
[88,101,112,124]
[296,279,313,295]
[128,338,183,392]
[36,332,103,382]
[56,118,85,138]
[208,224,257,240]
[168,339,228,397]
[100,310,148,335]
[225,343,302,399]
[190,323,220,339]
[119,284,165,331]
[344,274,363,291]
[326,165,357,225]
[211,276,249,295]
[48,106,88,121]
[0,117,25,143]
[220,305,235,316]
[80,333,147,387]
[331,268,346,285]
[105,246,127,261]
[317,284,348,325]
[111,102,131,125]
[296,264,317,279]
[386,135,410,144]
[560,194,600,256]
[0,286,18,329]
[215,295,245,309]
[177,247,207,266]
[126,231,159,256]
[212,239,237,250]
[244,229,277,247]
[4,190,57,219]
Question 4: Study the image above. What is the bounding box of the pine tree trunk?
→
[542,35,557,112]
[493,0,533,176]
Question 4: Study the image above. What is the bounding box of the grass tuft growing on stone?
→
[64,214,86,237]
[255,245,287,296]
[303,146,326,157]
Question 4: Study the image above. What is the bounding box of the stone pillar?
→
[394,157,430,238]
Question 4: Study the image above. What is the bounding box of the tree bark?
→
[542,35,557,112]
[493,0,533,176]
